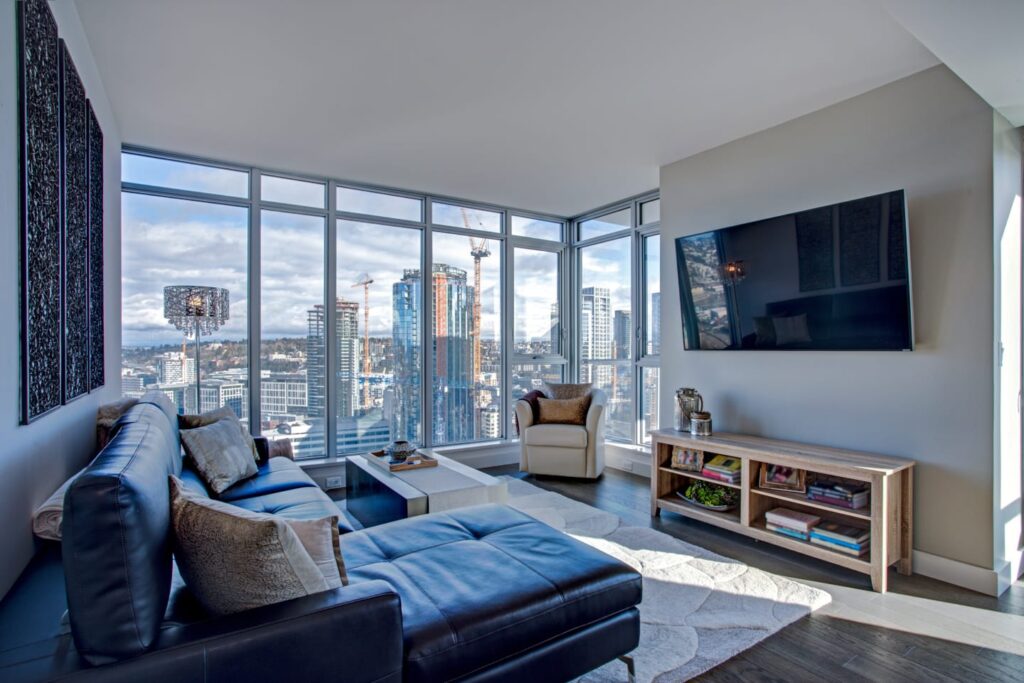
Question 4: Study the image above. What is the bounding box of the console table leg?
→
[898,468,913,576]
[870,474,889,593]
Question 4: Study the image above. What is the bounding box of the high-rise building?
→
[480,405,501,439]
[651,292,661,354]
[260,374,308,419]
[549,302,560,354]
[306,299,360,422]
[156,351,195,385]
[394,264,475,445]
[580,287,612,386]
[614,310,631,360]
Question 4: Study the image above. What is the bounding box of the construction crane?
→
[461,208,491,388]
[352,273,374,411]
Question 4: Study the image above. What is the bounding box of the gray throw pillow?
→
[169,477,340,615]
[180,418,259,495]
[543,382,592,400]
[180,406,259,463]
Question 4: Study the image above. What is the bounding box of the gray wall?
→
[660,66,996,569]
[0,0,121,599]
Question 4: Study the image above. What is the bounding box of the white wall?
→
[660,66,996,573]
[0,0,121,599]
[993,110,1022,592]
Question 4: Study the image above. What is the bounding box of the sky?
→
[120,155,634,348]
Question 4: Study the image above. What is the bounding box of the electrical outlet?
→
[324,475,344,490]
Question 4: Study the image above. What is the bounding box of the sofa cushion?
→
[525,423,588,448]
[63,401,183,665]
[180,419,258,495]
[217,457,319,502]
[231,487,355,533]
[169,477,329,616]
[341,504,641,682]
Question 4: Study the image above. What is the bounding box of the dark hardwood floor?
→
[483,465,1024,682]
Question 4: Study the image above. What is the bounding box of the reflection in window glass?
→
[260,211,325,458]
[431,232,502,444]
[337,187,422,222]
[583,361,632,442]
[511,215,561,241]
[122,153,249,197]
[579,207,630,241]
[641,367,659,442]
[580,237,631,362]
[432,202,501,232]
[261,175,325,208]
[337,220,423,453]
[121,193,248,420]
[511,363,564,436]
[514,249,559,356]
[640,199,661,225]
[644,235,661,355]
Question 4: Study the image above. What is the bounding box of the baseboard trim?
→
[442,444,519,470]
[912,550,1005,596]
[605,443,652,478]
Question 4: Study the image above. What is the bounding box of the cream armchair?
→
[515,389,606,479]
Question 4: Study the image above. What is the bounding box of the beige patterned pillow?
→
[543,382,592,400]
[180,406,259,463]
[180,418,258,495]
[169,477,340,615]
[538,396,592,426]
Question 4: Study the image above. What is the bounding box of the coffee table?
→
[345,450,508,528]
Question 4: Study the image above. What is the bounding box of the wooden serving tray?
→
[366,449,439,472]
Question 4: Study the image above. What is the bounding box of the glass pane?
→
[641,366,660,442]
[511,363,564,437]
[513,248,559,356]
[432,202,501,232]
[260,210,325,459]
[511,215,561,241]
[337,220,423,453]
[121,193,248,420]
[122,153,248,197]
[261,175,325,208]
[337,186,422,222]
[579,207,630,241]
[580,237,631,361]
[644,234,661,355]
[640,199,661,225]
[581,361,632,441]
[430,232,502,444]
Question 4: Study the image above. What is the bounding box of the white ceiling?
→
[72,0,940,216]
[877,0,1024,127]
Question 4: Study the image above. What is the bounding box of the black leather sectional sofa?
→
[0,393,641,682]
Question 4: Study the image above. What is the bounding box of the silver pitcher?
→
[674,388,703,432]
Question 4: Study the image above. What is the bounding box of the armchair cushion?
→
[525,424,588,448]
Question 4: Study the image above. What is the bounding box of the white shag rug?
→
[503,477,831,682]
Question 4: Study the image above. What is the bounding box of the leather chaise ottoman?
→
[341,504,642,682]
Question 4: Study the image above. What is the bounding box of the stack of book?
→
[807,478,869,510]
[701,455,741,485]
[809,521,870,556]
[764,507,820,541]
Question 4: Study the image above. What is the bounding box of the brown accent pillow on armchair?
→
[537,396,592,426]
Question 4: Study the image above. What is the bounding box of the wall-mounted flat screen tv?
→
[676,189,913,351]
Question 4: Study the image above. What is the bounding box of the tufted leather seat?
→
[232,487,355,533]
[217,457,318,501]
[342,504,642,682]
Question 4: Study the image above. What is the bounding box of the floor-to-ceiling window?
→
[121,148,568,459]
[572,192,660,445]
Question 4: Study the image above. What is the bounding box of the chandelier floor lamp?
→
[163,285,230,411]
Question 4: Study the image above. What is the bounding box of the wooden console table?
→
[650,429,914,592]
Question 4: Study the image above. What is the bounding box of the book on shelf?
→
[809,536,869,556]
[764,507,821,533]
[812,521,870,545]
[807,493,868,510]
[766,522,809,541]
[703,455,741,474]
[700,469,740,484]
[809,531,867,552]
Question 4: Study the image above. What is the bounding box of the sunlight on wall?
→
[998,193,1022,586]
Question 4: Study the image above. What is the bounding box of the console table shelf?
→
[650,429,915,592]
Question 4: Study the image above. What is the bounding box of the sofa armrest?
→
[85,581,403,683]
[253,436,295,466]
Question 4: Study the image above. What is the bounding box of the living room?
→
[1,1,1022,681]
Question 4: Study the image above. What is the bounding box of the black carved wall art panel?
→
[19,0,63,422]
[62,42,89,403]
[88,103,105,390]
